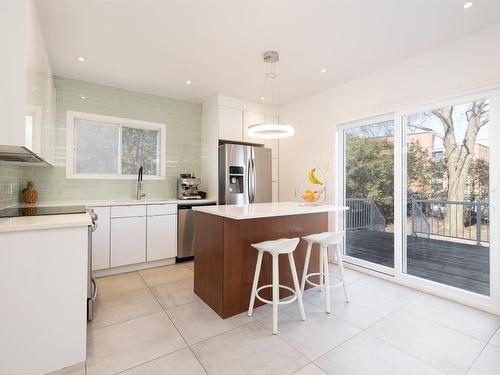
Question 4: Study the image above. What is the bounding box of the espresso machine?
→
[177,174,202,200]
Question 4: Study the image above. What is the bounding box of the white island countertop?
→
[192,202,348,220]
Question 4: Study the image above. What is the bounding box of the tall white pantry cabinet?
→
[201,95,280,202]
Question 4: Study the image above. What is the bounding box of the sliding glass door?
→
[339,90,498,306]
[403,96,491,296]
[341,116,395,274]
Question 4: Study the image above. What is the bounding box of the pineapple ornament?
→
[23,181,38,204]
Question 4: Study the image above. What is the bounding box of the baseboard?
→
[335,261,500,317]
[93,258,176,278]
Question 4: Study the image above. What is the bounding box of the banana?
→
[308,169,316,184]
[308,168,324,185]
[312,169,324,185]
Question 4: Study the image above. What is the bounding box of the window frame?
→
[66,111,166,180]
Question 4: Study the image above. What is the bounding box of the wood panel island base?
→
[192,202,347,319]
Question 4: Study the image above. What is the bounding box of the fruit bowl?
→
[294,187,326,206]
[294,167,327,206]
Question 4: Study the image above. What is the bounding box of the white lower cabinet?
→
[91,206,110,270]
[110,216,146,267]
[93,203,178,271]
[147,214,177,261]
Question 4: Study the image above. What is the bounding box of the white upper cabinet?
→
[0,1,26,147]
[218,106,243,142]
[243,111,265,144]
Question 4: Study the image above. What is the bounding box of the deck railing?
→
[411,199,489,245]
[345,198,386,232]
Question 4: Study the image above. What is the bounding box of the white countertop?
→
[0,213,92,233]
[0,199,216,233]
[14,198,216,208]
[192,202,348,220]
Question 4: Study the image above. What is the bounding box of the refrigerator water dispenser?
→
[228,166,244,194]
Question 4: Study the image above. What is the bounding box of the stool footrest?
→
[256,284,298,305]
[305,272,344,289]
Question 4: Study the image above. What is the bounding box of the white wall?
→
[0,0,26,146]
[278,25,500,202]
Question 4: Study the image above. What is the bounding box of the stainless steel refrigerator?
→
[218,144,272,205]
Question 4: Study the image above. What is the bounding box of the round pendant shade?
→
[247,123,295,139]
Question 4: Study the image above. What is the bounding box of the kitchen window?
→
[66,111,166,179]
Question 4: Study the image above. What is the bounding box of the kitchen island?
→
[192,202,347,318]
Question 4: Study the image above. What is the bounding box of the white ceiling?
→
[36,0,500,105]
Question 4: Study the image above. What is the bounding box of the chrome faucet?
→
[136,166,146,200]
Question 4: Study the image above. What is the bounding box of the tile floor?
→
[55,263,500,375]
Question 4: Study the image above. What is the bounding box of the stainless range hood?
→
[0,145,52,166]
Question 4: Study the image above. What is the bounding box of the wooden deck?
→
[345,229,490,296]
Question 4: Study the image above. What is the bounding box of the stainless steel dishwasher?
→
[177,202,215,261]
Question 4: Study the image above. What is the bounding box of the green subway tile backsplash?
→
[0,165,23,209]
[19,76,202,203]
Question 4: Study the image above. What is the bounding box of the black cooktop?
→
[0,205,87,218]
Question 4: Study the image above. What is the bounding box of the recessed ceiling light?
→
[80,95,86,100]
[77,56,86,62]
[260,96,265,101]
[186,80,192,85]
[463,1,473,8]
[320,68,327,74]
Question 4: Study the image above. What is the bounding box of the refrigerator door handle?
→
[247,149,255,204]
[251,156,256,203]
[247,156,252,203]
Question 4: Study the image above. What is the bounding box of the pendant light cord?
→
[265,59,278,123]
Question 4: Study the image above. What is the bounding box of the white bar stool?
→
[248,237,306,334]
[301,231,350,314]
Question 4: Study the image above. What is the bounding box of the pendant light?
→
[247,51,295,139]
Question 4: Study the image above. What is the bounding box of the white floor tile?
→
[166,299,253,345]
[191,321,309,375]
[249,296,295,319]
[490,328,500,347]
[315,332,444,375]
[120,348,206,375]
[328,264,368,284]
[96,272,148,297]
[86,312,186,375]
[139,264,193,287]
[256,302,360,360]
[152,277,199,309]
[368,310,485,374]
[294,363,327,375]
[404,294,500,342]
[350,275,421,308]
[467,344,500,375]
[89,288,162,330]
[304,287,399,329]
